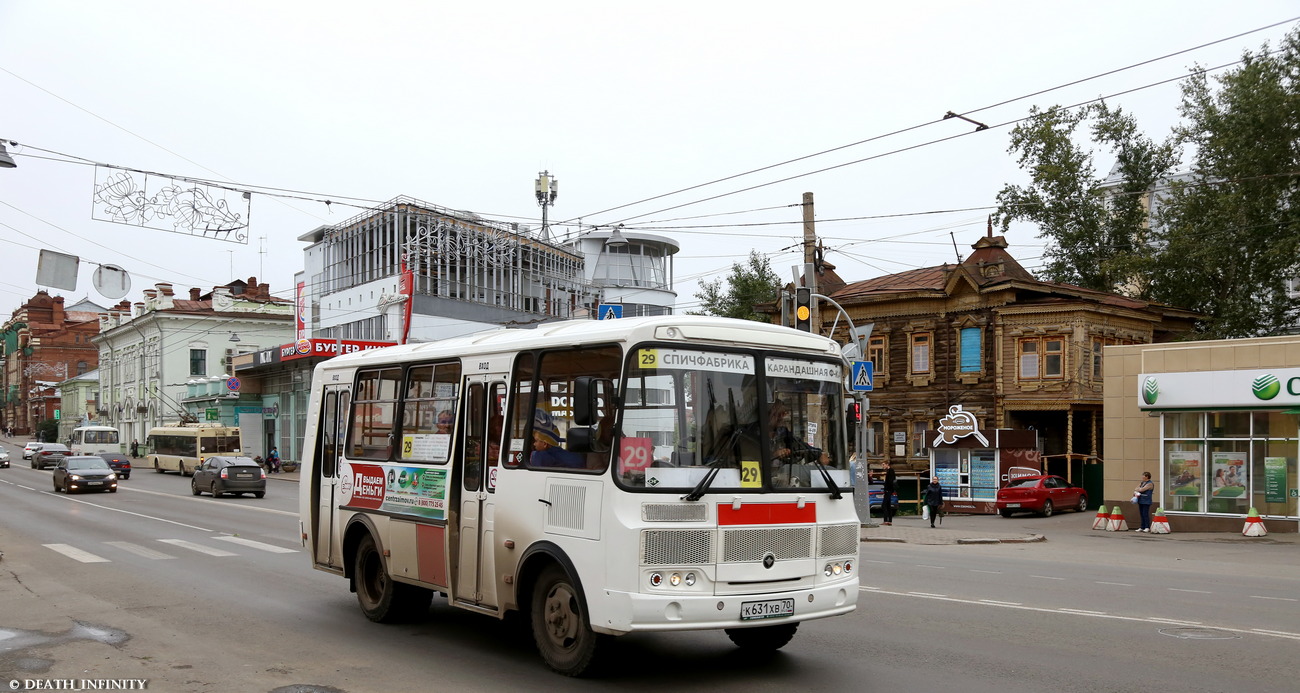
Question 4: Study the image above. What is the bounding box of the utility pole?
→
[802,192,819,334]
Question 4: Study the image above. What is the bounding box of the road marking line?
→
[1029,575,1065,580]
[1150,618,1201,624]
[969,569,1001,574]
[861,587,1300,641]
[1249,596,1298,602]
[979,599,1022,606]
[158,539,237,557]
[44,544,109,563]
[1096,581,1134,586]
[212,535,297,553]
[1169,588,1212,594]
[47,492,211,531]
[104,541,176,560]
[1060,608,1107,615]
[18,485,35,491]
[121,486,298,517]
[915,564,946,569]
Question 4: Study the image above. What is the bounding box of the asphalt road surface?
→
[1,439,1295,692]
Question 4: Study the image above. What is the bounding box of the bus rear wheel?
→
[353,534,430,623]
[530,565,605,676]
[725,622,799,651]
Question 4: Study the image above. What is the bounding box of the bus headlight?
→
[669,573,681,586]
[649,572,663,587]
[684,572,696,586]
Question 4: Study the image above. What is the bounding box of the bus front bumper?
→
[592,580,858,635]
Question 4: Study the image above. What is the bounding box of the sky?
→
[1,1,1297,319]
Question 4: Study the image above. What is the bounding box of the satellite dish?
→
[93,264,132,299]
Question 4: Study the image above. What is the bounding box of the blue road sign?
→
[851,360,874,391]
[599,304,623,320]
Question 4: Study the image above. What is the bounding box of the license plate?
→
[740,598,794,621]
[87,481,103,486]
[1006,503,1020,508]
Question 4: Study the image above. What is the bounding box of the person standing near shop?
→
[923,478,944,528]
[1133,471,1155,532]
[880,459,897,526]
[130,439,139,458]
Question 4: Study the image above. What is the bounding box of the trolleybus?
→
[146,424,242,476]
[298,315,860,675]
[70,425,121,456]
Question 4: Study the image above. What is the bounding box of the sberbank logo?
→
[1252,374,1281,400]
[1141,376,1159,405]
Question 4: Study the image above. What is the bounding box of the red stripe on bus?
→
[717,503,816,525]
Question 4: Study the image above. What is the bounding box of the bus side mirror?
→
[573,376,602,426]
[567,427,595,453]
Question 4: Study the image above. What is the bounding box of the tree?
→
[690,250,782,321]
[1148,30,1300,338]
[995,26,1300,337]
[995,102,1178,296]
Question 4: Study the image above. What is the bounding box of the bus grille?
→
[721,527,812,562]
[819,523,860,557]
[642,503,708,522]
[642,529,712,565]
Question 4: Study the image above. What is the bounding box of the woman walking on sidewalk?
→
[923,478,944,528]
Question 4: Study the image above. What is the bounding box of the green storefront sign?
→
[1263,457,1287,504]
[205,408,220,422]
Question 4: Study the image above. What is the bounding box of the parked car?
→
[32,443,71,470]
[52,455,119,494]
[192,456,266,498]
[995,474,1088,518]
[23,442,43,460]
[0,448,9,468]
[866,483,898,516]
[96,452,132,479]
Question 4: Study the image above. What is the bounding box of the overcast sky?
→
[2,1,1297,319]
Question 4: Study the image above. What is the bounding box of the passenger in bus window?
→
[529,409,585,469]
[436,410,454,434]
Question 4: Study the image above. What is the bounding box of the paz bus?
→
[297,315,860,676]
[70,425,121,456]
[145,424,242,476]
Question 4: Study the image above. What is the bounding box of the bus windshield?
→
[616,347,848,493]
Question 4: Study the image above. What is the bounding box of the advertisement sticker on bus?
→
[341,462,449,520]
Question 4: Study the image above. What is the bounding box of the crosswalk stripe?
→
[212,536,297,554]
[44,543,109,563]
[104,541,177,560]
[158,539,237,557]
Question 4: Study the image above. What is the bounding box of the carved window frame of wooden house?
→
[954,318,985,385]
[908,331,933,385]
[1018,336,1065,381]
[868,334,889,388]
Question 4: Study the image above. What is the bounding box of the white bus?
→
[70,425,121,456]
[298,315,860,675]
[146,424,242,476]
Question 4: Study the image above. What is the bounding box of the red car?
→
[995,475,1088,518]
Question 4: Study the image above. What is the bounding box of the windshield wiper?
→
[810,452,843,500]
[681,462,722,502]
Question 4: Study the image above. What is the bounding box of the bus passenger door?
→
[313,384,350,569]
[455,378,504,609]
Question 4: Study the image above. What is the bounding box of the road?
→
[1,439,1297,692]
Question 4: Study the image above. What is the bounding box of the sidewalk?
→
[861,511,1300,546]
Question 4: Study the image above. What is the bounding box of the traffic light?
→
[794,287,812,332]
[847,401,861,424]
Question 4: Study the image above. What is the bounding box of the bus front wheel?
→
[530,565,605,676]
[353,534,430,623]
[725,622,799,651]
[154,459,164,474]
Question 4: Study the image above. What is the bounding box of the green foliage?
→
[995,103,1178,296]
[1148,30,1300,338]
[997,27,1300,338]
[690,251,782,321]
[36,419,59,443]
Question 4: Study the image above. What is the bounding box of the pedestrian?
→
[923,478,944,528]
[1133,471,1155,532]
[880,459,897,526]
[267,447,281,473]
[130,439,139,458]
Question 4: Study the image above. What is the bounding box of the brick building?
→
[1,292,106,436]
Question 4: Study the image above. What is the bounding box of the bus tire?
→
[725,622,799,651]
[353,533,430,623]
[178,461,187,477]
[154,460,164,474]
[530,565,605,677]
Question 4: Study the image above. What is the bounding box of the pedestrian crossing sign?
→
[851,360,874,391]
[598,303,623,320]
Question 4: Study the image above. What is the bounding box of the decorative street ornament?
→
[92,167,250,244]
